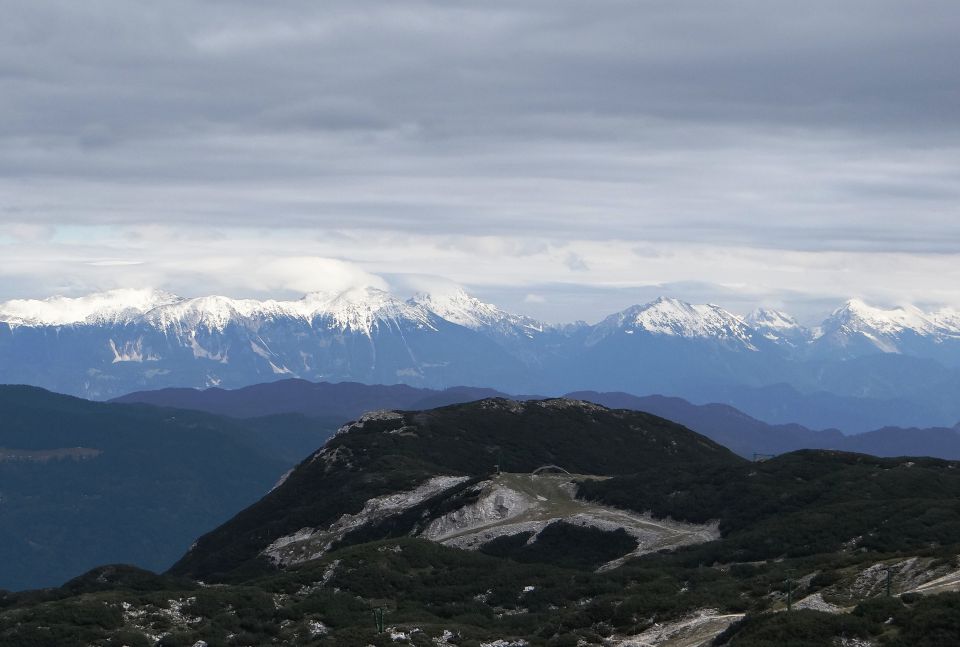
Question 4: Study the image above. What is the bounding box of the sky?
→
[1,1,959,324]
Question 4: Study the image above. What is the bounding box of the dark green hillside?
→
[2,398,960,644]
[479,521,640,570]
[4,538,960,646]
[0,386,334,591]
[715,593,960,646]
[579,449,960,561]
[171,398,741,580]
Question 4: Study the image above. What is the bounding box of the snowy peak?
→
[0,289,182,327]
[932,307,960,332]
[822,299,944,338]
[411,288,503,330]
[747,308,801,331]
[410,288,545,337]
[143,295,276,332]
[596,297,756,348]
[816,298,960,354]
[309,286,436,335]
[747,308,808,344]
[827,299,938,335]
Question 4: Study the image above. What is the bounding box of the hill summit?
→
[171,397,739,580]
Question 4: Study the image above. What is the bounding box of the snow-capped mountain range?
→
[5,287,959,349]
[0,287,436,335]
[4,287,960,429]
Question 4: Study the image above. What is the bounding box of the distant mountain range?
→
[4,287,960,430]
[112,380,511,422]
[116,379,960,461]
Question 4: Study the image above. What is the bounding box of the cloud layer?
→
[1,1,959,321]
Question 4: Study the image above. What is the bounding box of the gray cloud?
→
[1,1,959,318]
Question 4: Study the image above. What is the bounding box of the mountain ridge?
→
[9,287,960,344]
[5,288,960,431]
[115,378,960,460]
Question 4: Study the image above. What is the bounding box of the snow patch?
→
[109,338,158,363]
[189,335,227,362]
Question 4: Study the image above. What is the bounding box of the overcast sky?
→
[2,1,959,323]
